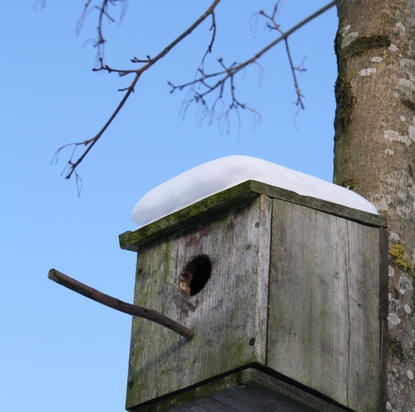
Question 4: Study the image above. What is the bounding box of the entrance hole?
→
[179,254,212,296]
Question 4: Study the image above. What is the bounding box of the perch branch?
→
[48,268,194,341]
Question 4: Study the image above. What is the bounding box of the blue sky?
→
[1,2,337,411]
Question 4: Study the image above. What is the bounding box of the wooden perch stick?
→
[48,269,194,341]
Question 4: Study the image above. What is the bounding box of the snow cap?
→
[131,155,377,227]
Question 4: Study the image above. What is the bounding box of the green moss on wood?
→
[120,180,386,254]
[119,181,260,252]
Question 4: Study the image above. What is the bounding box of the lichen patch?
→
[398,274,414,293]
[395,22,406,35]
[390,243,415,277]
[396,78,415,106]
[360,67,377,76]
[389,296,400,312]
[340,27,358,48]
[371,56,383,63]
[389,232,401,243]
[339,24,351,36]
[389,43,399,52]
[383,129,412,145]
[374,193,393,212]
[400,58,415,81]
[387,313,401,326]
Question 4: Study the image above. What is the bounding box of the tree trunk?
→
[334,1,415,410]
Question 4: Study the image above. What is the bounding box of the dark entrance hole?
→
[179,254,212,296]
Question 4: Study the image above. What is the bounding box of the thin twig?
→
[48,269,194,340]
[259,5,305,108]
[169,1,337,116]
[76,0,126,56]
[58,0,336,181]
[58,0,221,181]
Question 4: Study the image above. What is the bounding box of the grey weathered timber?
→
[130,367,355,412]
[119,180,387,412]
[169,381,321,412]
[268,200,385,412]
[124,194,272,409]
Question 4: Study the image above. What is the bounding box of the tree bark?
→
[334,1,415,410]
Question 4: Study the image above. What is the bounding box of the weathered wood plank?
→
[268,199,382,412]
[169,382,321,412]
[126,195,272,409]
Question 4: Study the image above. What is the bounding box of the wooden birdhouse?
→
[119,159,387,412]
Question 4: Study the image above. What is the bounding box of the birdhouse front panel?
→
[124,193,272,409]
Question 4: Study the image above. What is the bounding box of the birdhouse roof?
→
[131,156,377,229]
[120,177,385,253]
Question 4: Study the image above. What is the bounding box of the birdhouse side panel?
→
[268,199,383,412]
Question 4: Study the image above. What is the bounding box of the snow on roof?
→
[131,155,378,227]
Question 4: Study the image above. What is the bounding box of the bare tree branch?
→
[55,0,336,182]
[76,0,127,57]
[259,4,306,108]
[56,0,221,181]
[169,1,336,121]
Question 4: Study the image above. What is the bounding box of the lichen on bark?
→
[334,1,415,410]
[390,243,415,277]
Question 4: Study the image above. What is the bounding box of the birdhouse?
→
[119,157,387,412]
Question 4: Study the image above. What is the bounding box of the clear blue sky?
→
[1,2,337,411]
